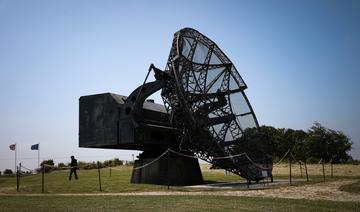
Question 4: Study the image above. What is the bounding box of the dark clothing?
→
[69,158,78,180]
[69,168,78,180]
[70,158,78,167]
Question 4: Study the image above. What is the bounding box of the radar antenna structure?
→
[161,28,272,181]
[79,28,273,184]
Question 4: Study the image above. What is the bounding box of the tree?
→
[113,158,123,166]
[4,169,13,175]
[260,123,352,163]
[305,122,352,163]
[326,129,352,163]
[58,162,66,168]
[259,126,305,161]
[40,159,55,173]
[259,125,280,159]
[290,129,307,161]
[40,159,55,166]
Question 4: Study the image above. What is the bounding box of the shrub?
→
[40,159,55,173]
[4,169,13,175]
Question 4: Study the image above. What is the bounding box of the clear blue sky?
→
[1,0,359,172]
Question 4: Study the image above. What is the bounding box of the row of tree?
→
[259,122,353,163]
[39,158,133,172]
[0,158,133,175]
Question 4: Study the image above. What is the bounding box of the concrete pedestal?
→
[131,151,203,186]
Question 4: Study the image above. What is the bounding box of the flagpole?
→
[15,143,17,173]
[38,143,40,169]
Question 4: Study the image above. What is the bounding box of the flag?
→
[31,143,39,150]
[9,144,16,151]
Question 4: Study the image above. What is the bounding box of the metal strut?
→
[119,64,166,121]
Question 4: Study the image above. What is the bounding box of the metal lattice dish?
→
[161,28,272,181]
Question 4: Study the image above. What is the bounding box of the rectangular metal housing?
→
[79,93,173,150]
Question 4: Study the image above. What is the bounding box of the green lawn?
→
[1,166,171,193]
[0,195,359,212]
[1,164,359,211]
[1,166,244,194]
[1,164,359,194]
[340,180,360,194]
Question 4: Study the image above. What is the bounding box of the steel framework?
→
[161,28,272,181]
[79,28,273,183]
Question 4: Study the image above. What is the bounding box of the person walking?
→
[69,155,78,180]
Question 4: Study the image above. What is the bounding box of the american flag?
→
[9,144,16,151]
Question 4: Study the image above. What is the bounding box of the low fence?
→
[13,149,339,193]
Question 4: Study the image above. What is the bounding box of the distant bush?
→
[4,169,13,175]
[113,158,124,166]
[81,161,98,170]
[64,158,126,170]
[39,159,55,173]
[125,161,134,166]
[103,158,124,167]
[58,162,66,168]
[30,158,127,172]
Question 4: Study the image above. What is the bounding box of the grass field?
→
[1,163,359,211]
[1,195,359,212]
[1,163,355,194]
[340,180,360,194]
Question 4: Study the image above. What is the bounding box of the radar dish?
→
[79,27,273,184]
[161,28,272,181]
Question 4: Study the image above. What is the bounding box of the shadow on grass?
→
[339,180,360,194]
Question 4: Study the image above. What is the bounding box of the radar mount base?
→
[131,150,203,186]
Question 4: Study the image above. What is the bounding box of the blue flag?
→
[31,144,39,150]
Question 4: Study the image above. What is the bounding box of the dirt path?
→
[1,180,359,202]
[222,180,360,202]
